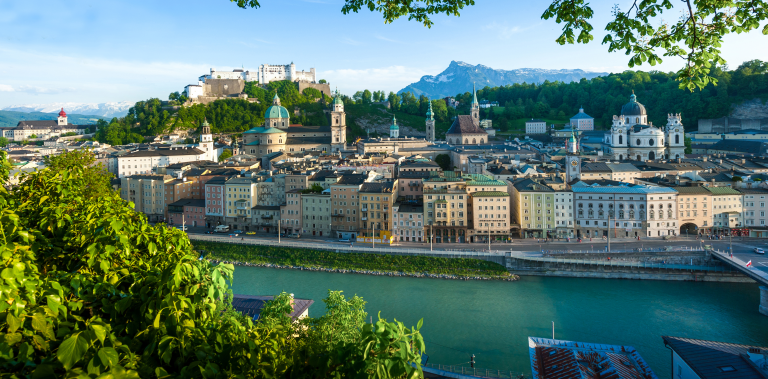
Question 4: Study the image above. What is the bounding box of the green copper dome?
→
[390,116,399,130]
[265,93,290,119]
[426,101,434,120]
[265,105,290,119]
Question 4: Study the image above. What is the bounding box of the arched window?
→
[629,210,635,219]
[598,203,603,208]
[619,210,625,219]
[636,138,641,146]
[619,204,624,209]
[465,139,468,144]
[578,203,583,208]
[598,210,604,217]
[649,204,654,209]
[578,210,584,217]
[472,138,477,144]
[675,134,680,144]
[658,210,664,219]
[619,135,623,145]
[588,209,594,217]
[619,154,623,160]
[639,204,645,209]
[637,155,642,161]
[640,210,645,219]
[668,210,673,218]
[279,139,282,143]
[629,204,634,209]
[659,204,664,209]
[588,203,593,208]
[480,139,484,144]
[269,139,272,144]
[650,211,655,219]
[648,139,655,146]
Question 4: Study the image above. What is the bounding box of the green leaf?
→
[98,347,120,367]
[6,312,21,332]
[46,295,61,317]
[57,332,89,370]
[31,313,47,333]
[92,324,107,345]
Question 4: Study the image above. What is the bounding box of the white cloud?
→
[0,85,13,92]
[342,37,363,46]
[483,22,538,39]
[375,35,404,44]
[321,65,434,95]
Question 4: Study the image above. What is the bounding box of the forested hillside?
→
[94,81,330,145]
[459,60,768,133]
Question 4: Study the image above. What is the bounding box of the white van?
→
[215,225,230,233]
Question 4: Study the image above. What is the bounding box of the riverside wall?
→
[507,250,754,282]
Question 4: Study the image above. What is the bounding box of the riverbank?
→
[194,241,517,281]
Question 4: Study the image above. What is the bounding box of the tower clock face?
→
[571,160,578,166]
[675,129,679,132]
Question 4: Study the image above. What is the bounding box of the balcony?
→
[362,207,368,212]
[331,213,345,218]
[261,215,274,219]
[361,217,368,221]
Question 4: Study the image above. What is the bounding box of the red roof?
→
[58,108,67,117]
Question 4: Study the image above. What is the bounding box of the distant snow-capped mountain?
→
[399,61,608,98]
[2,101,134,118]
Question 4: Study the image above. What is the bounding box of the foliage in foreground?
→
[194,241,512,279]
[0,151,425,378]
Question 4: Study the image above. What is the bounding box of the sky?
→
[0,0,766,107]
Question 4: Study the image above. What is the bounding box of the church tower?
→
[610,115,629,160]
[425,100,435,142]
[565,130,581,183]
[665,113,685,159]
[199,119,216,162]
[390,116,399,138]
[470,83,480,122]
[330,90,347,152]
[57,108,68,126]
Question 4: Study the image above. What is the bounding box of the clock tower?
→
[566,130,581,183]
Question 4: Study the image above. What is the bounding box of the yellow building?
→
[359,181,397,242]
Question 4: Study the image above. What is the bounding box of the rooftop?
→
[529,337,658,379]
[663,336,768,379]
[231,294,313,321]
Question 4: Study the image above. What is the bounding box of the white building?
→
[525,119,546,134]
[569,107,594,131]
[553,190,574,237]
[740,189,768,233]
[9,108,89,141]
[116,147,208,178]
[258,63,316,84]
[603,92,686,160]
[393,203,424,242]
[572,181,679,238]
[200,68,257,82]
[663,336,768,379]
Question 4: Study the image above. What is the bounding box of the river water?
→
[231,266,768,378]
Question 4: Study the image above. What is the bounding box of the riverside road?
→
[185,229,768,276]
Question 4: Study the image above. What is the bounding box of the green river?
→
[231,266,768,378]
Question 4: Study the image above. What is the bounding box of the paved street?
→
[185,228,768,275]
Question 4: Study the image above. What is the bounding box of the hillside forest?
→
[93,61,768,145]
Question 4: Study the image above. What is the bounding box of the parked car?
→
[177,226,188,231]
[232,230,244,234]
[205,231,214,234]
[288,233,300,239]
[246,231,256,235]
[755,248,765,254]
[228,233,239,237]
[338,238,350,243]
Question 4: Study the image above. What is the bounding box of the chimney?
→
[702,156,707,162]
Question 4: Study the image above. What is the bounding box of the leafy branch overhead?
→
[230,0,768,91]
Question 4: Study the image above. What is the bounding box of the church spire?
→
[472,82,478,105]
[426,99,434,120]
[202,118,211,135]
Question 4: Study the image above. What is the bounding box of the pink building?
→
[205,176,228,228]
[281,189,302,235]
[168,199,206,227]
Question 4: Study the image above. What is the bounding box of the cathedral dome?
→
[620,92,646,116]
[390,116,399,130]
[265,93,290,119]
[58,108,67,117]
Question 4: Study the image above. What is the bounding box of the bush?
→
[0,151,425,378]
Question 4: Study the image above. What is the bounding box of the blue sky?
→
[1,0,766,107]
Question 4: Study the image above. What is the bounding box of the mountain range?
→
[1,101,134,118]
[0,110,107,128]
[398,61,608,99]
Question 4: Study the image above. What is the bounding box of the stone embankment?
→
[208,259,519,281]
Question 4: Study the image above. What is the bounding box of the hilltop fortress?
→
[184,63,331,105]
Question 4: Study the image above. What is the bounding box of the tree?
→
[0,150,426,378]
[43,150,114,199]
[362,89,373,104]
[301,183,325,194]
[29,134,37,139]
[218,149,233,161]
[232,0,768,91]
[319,79,327,84]
[733,176,743,182]
[435,154,452,171]
[684,136,693,154]
[0,137,8,147]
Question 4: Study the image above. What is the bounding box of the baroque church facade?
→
[603,92,685,161]
[242,92,347,159]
